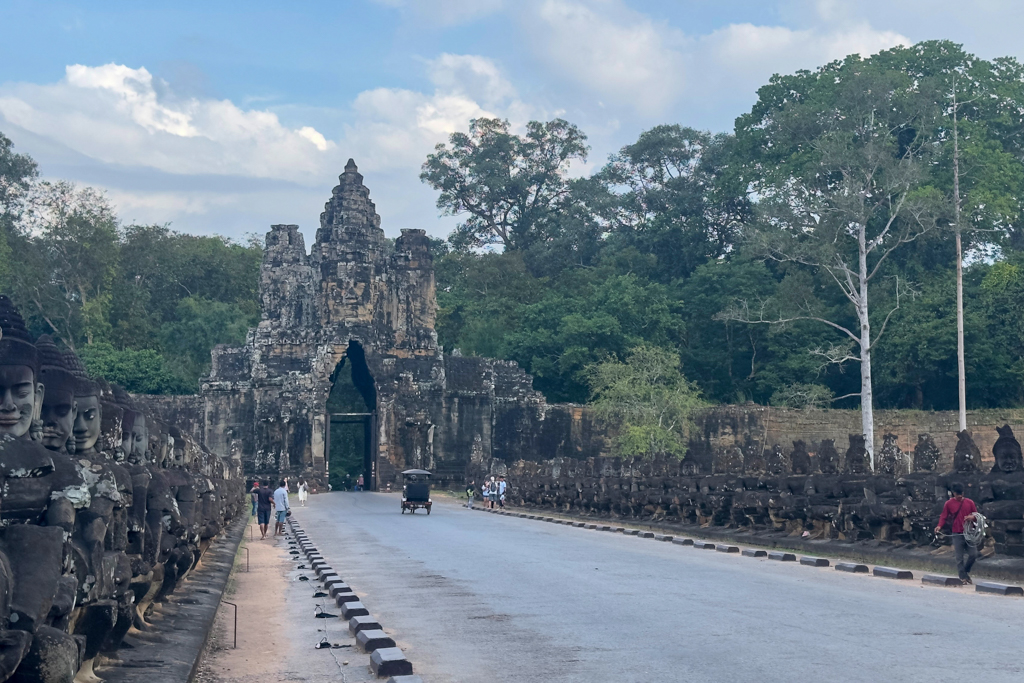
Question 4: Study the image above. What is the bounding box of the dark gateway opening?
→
[326,340,377,491]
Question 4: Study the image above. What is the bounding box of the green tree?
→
[13,181,119,347]
[421,118,589,250]
[0,133,38,291]
[588,344,704,458]
[726,55,945,468]
[595,125,750,282]
[80,341,192,394]
[159,296,256,385]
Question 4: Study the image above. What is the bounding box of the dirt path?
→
[195,519,375,683]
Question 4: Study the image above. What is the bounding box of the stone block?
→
[768,552,796,562]
[574,522,586,528]
[0,631,32,680]
[386,677,424,683]
[357,629,397,652]
[624,529,639,536]
[543,517,555,523]
[716,545,739,553]
[800,557,830,567]
[586,524,597,530]
[336,593,361,606]
[614,527,626,533]
[349,615,383,635]
[673,538,695,546]
[835,563,869,573]
[922,574,962,587]
[741,549,767,557]
[639,532,655,539]
[873,567,913,580]
[599,526,612,531]
[694,541,716,550]
[655,535,674,542]
[330,584,354,598]
[340,601,370,619]
[975,581,1024,596]
[9,625,80,683]
[1,525,64,633]
[370,647,413,678]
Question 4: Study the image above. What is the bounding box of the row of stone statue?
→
[705,429,1022,477]
[489,426,1024,556]
[0,295,244,683]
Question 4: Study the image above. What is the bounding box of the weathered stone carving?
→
[912,433,941,472]
[954,429,981,473]
[817,439,840,474]
[491,422,1024,559]
[843,434,869,474]
[0,295,244,683]
[877,432,910,476]
[790,440,811,475]
[991,424,1023,474]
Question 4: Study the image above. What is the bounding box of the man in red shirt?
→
[934,483,980,584]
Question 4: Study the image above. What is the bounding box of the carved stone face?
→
[73,394,102,453]
[130,415,148,461]
[40,391,77,451]
[0,365,42,438]
[994,443,1022,474]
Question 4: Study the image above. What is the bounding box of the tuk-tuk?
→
[401,469,432,514]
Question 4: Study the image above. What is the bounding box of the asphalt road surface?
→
[294,492,1024,683]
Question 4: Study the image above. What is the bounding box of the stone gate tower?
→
[201,161,592,489]
[203,160,446,487]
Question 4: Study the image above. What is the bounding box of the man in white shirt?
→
[272,479,290,537]
[498,476,507,509]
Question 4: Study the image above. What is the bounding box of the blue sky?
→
[2,0,1023,244]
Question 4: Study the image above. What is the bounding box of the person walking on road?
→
[273,479,290,537]
[356,474,364,491]
[298,479,308,507]
[256,479,274,539]
[935,483,980,584]
[249,481,259,518]
[498,476,507,509]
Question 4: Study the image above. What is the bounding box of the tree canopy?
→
[0,139,261,393]
[428,40,1024,431]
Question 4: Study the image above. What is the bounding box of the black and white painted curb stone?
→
[287,517,417,679]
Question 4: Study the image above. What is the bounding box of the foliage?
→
[79,342,193,395]
[0,136,262,393]
[426,40,1024,416]
[587,345,704,458]
[421,118,589,251]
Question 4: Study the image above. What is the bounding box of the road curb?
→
[287,517,418,680]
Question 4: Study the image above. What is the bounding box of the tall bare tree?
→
[724,69,941,469]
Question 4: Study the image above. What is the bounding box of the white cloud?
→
[0,64,336,183]
[519,0,908,122]
[0,57,530,239]
[529,0,685,116]
[693,22,909,100]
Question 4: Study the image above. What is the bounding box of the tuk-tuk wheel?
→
[401,506,405,514]
[427,507,431,515]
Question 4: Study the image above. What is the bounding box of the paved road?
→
[294,492,1024,683]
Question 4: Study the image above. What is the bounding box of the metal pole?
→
[222,601,237,648]
[243,547,249,572]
